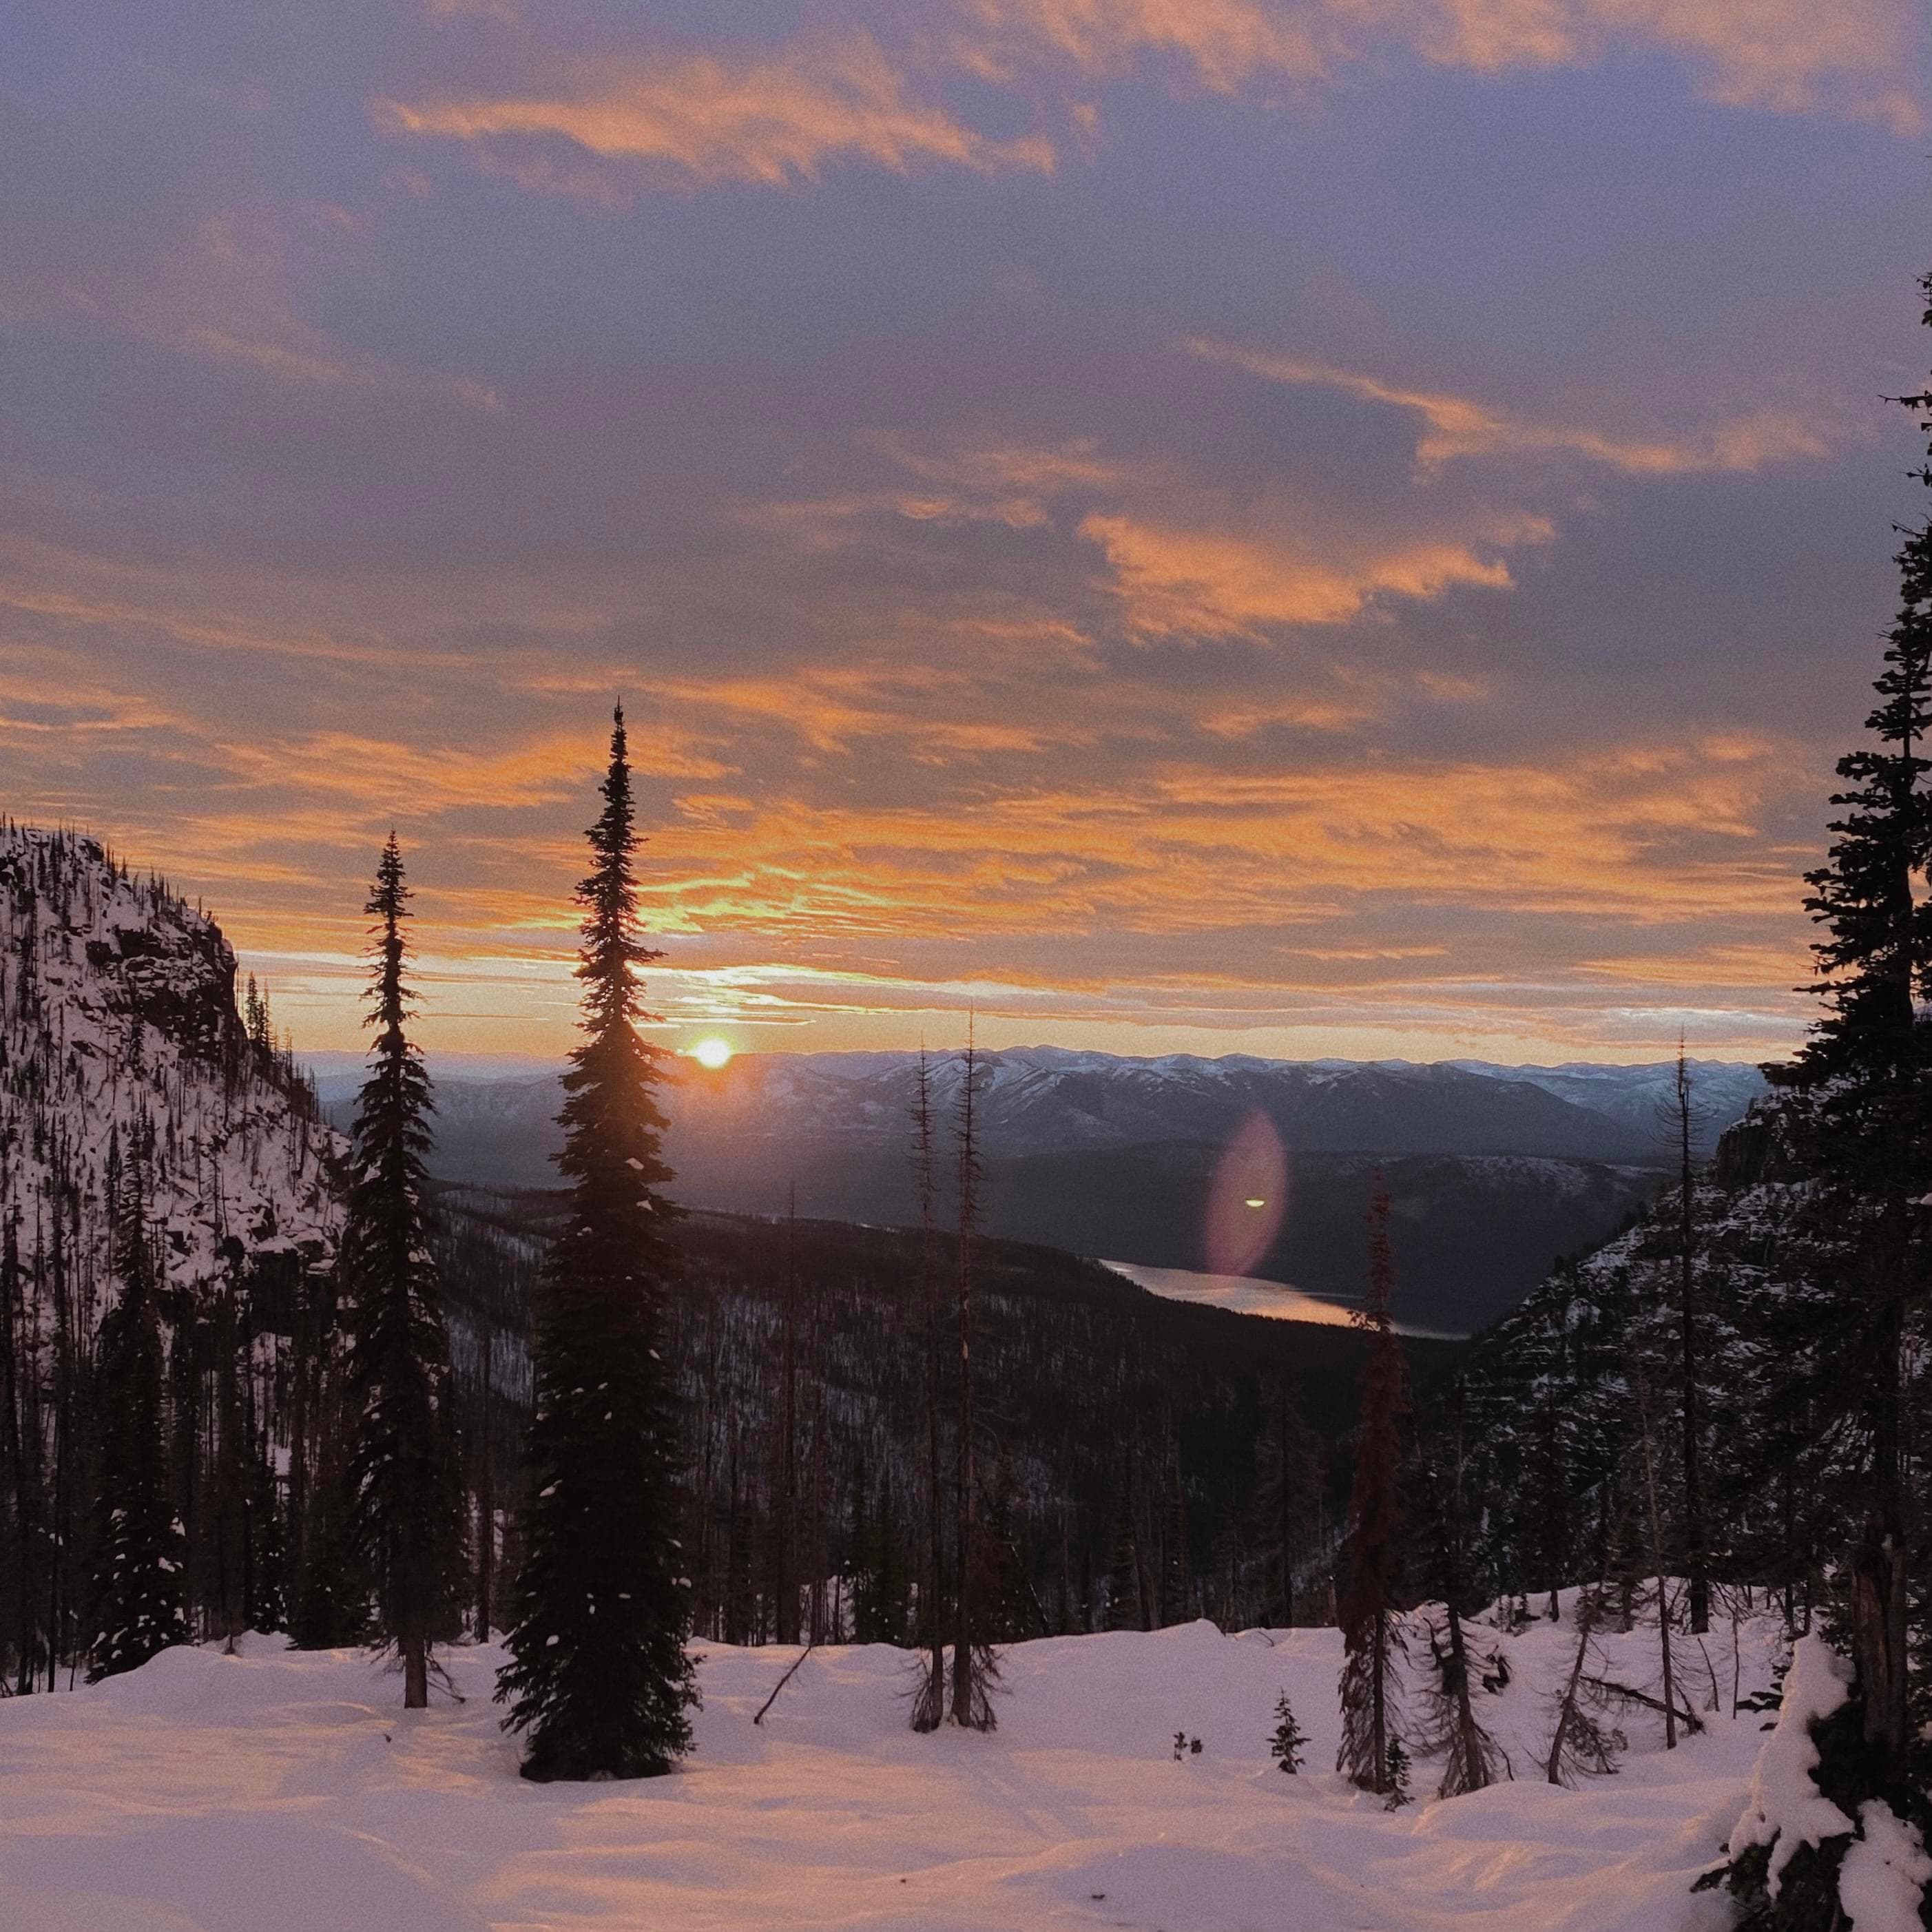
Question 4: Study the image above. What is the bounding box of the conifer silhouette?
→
[496,708,697,1780]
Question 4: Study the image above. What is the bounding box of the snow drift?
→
[0,1597,1798,1931]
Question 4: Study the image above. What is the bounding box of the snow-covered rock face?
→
[0,824,342,1320]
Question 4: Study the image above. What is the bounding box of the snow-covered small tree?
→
[1699,1636,1913,1929]
[87,1167,188,1682]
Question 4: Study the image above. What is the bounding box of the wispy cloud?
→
[962,0,1922,129]
[1191,340,1837,476]
[958,0,1343,90]
[380,33,1057,191]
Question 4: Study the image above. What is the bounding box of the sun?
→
[690,1036,734,1070]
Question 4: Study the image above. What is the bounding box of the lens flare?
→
[691,1037,734,1070]
[1203,1109,1287,1276]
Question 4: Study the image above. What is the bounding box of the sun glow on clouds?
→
[6,0,1909,1072]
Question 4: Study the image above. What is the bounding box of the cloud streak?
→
[1191,340,1838,477]
[964,0,1921,129]
[381,33,1057,191]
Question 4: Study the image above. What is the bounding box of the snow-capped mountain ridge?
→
[353,1045,1764,1183]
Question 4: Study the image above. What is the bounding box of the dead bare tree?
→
[910,1048,947,1732]
[1544,1516,1629,1785]
[950,1025,997,1730]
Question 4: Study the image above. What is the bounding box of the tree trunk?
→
[1853,1288,1909,1776]
[475,1320,494,1641]
[1674,1049,1708,1635]
[1635,1375,1677,1751]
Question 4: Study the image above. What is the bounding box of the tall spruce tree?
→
[1776,315,1932,1788]
[342,834,461,1709]
[1336,1179,1409,1793]
[496,707,697,1780]
[87,1165,188,1682]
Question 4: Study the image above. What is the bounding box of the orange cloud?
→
[1079,510,1544,637]
[380,34,1057,190]
[643,665,1099,758]
[1192,340,1837,475]
[959,0,1341,90]
[964,0,1920,130]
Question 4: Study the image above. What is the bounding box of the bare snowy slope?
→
[0,1599,1787,1931]
[0,825,340,1320]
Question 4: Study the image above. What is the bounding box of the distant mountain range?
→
[316,1048,1768,1336]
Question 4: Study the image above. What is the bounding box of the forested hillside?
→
[1426,1095,1808,1609]
[439,1188,1462,1647]
[0,824,340,1685]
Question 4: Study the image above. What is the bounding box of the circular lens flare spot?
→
[691,1037,734,1070]
[1203,1110,1287,1276]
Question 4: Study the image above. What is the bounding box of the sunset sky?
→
[5,1,1929,1064]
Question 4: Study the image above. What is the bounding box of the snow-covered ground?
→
[0,1601,1785,1931]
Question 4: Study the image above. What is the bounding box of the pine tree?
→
[209,1281,249,1652]
[1105,1444,1144,1631]
[289,1349,368,1652]
[1667,1045,1710,1636]
[1768,300,1932,1797]
[1417,1386,1504,1797]
[851,1457,911,1646]
[495,707,698,1780]
[1336,1178,1409,1794]
[1382,1738,1412,1809]
[1255,1388,1311,1628]
[1524,1398,1570,1621]
[1268,1690,1308,1773]
[1157,1425,1189,1628]
[87,1167,188,1682]
[342,835,462,1709]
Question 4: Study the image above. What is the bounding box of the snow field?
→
[0,1599,1786,1932]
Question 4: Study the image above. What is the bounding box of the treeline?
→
[1393,331,1932,1915]
[0,810,1423,1709]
